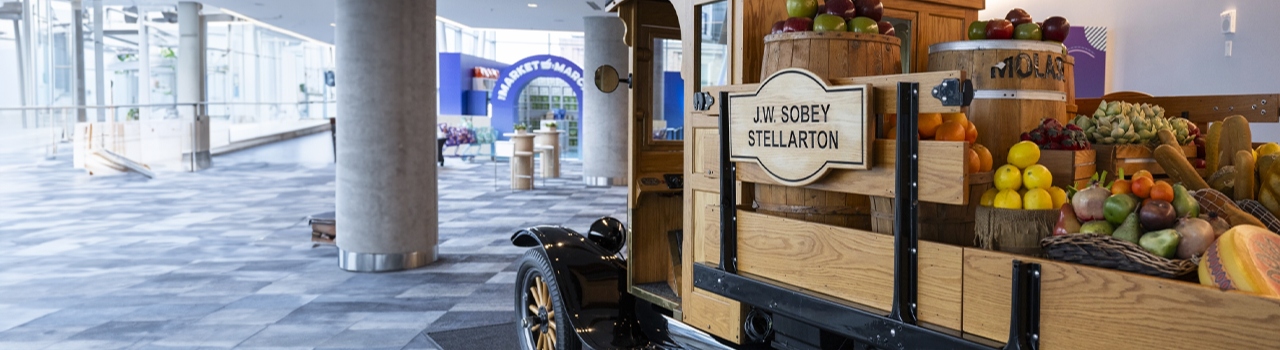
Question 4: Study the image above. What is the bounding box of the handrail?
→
[0,101,337,111]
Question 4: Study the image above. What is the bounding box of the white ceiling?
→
[102,0,606,44]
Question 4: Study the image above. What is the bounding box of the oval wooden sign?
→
[728,68,872,186]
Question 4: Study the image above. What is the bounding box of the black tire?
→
[515,249,581,350]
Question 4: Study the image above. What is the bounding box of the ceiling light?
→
[527,3,538,8]
[329,23,335,27]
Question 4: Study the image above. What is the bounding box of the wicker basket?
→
[1040,234,1198,278]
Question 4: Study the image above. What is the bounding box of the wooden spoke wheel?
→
[516,250,579,350]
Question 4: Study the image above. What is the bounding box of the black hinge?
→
[694,91,715,111]
[930,78,973,107]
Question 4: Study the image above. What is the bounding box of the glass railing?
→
[0,101,334,171]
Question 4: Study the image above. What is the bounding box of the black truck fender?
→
[511,221,646,349]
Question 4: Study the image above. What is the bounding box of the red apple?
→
[772,20,786,34]
[824,0,856,20]
[1005,8,1033,27]
[1042,16,1071,42]
[783,17,814,32]
[985,19,1014,40]
[853,0,883,22]
[878,20,895,35]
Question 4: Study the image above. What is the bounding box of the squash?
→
[1154,144,1211,190]
[1206,122,1223,172]
[1234,150,1256,200]
[1262,160,1280,217]
[1217,115,1252,169]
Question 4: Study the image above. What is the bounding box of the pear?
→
[1112,212,1143,244]
[1171,183,1199,218]
[1053,204,1081,236]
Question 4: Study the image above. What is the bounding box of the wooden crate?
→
[1095,143,1197,177]
[1039,149,1096,189]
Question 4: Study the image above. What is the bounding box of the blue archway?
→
[490,55,585,141]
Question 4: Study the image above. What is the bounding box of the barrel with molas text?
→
[928,40,1072,165]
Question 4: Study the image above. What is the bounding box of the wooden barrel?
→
[1065,55,1077,118]
[752,31,900,230]
[928,40,1070,164]
[760,31,902,81]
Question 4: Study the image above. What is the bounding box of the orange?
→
[966,148,980,173]
[1150,180,1175,202]
[918,113,943,139]
[1131,176,1154,199]
[1132,170,1154,183]
[885,126,897,139]
[935,121,967,141]
[972,144,993,172]
[1111,179,1131,195]
[965,123,978,143]
[942,112,970,129]
[884,113,897,129]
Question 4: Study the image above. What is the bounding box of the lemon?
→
[994,189,1023,209]
[994,164,1023,191]
[1023,188,1054,210]
[1047,186,1068,208]
[1007,141,1041,169]
[1259,143,1280,161]
[1022,164,1053,190]
[979,188,998,207]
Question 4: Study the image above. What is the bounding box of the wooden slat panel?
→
[630,194,682,285]
[1077,94,1280,126]
[682,288,745,343]
[736,210,964,330]
[699,71,967,117]
[693,128,719,180]
[738,140,969,205]
[963,249,1280,349]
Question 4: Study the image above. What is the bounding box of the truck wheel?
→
[515,250,580,350]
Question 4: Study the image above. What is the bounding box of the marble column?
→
[334,0,438,272]
[582,16,629,186]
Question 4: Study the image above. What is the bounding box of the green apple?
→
[786,0,818,19]
[848,17,878,34]
[813,14,847,32]
[968,21,988,40]
[1014,22,1042,40]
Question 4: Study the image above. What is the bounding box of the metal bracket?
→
[931,78,974,107]
[1002,260,1042,350]
[889,82,920,325]
[693,91,716,111]
[718,91,737,273]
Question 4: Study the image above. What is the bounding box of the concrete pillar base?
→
[585,176,627,187]
[338,247,438,272]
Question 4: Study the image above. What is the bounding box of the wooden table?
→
[503,133,536,190]
[533,130,563,178]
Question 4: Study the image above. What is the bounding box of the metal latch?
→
[931,78,973,107]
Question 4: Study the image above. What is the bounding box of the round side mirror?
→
[594,65,630,93]
[587,217,627,255]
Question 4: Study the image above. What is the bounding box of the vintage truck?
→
[508,1,1280,349]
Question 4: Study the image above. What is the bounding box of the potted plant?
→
[514,123,528,135]
[545,122,557,132]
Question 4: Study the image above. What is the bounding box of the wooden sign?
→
[728,69,872,186]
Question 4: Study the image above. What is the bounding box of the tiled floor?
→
[0,133,627,349]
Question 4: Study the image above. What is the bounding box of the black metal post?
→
[718,91,737,273]
[890,82,920,325]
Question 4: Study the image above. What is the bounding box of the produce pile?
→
[1053,169,1213,260]
[1021,118,1091,150]
[1068,100,1200,145]
[1155,114,1280,220]
[968,8,1069,42]
[773,0,897,36]
[979,141,1069,210]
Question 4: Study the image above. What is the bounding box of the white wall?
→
[981,0,1280,142]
